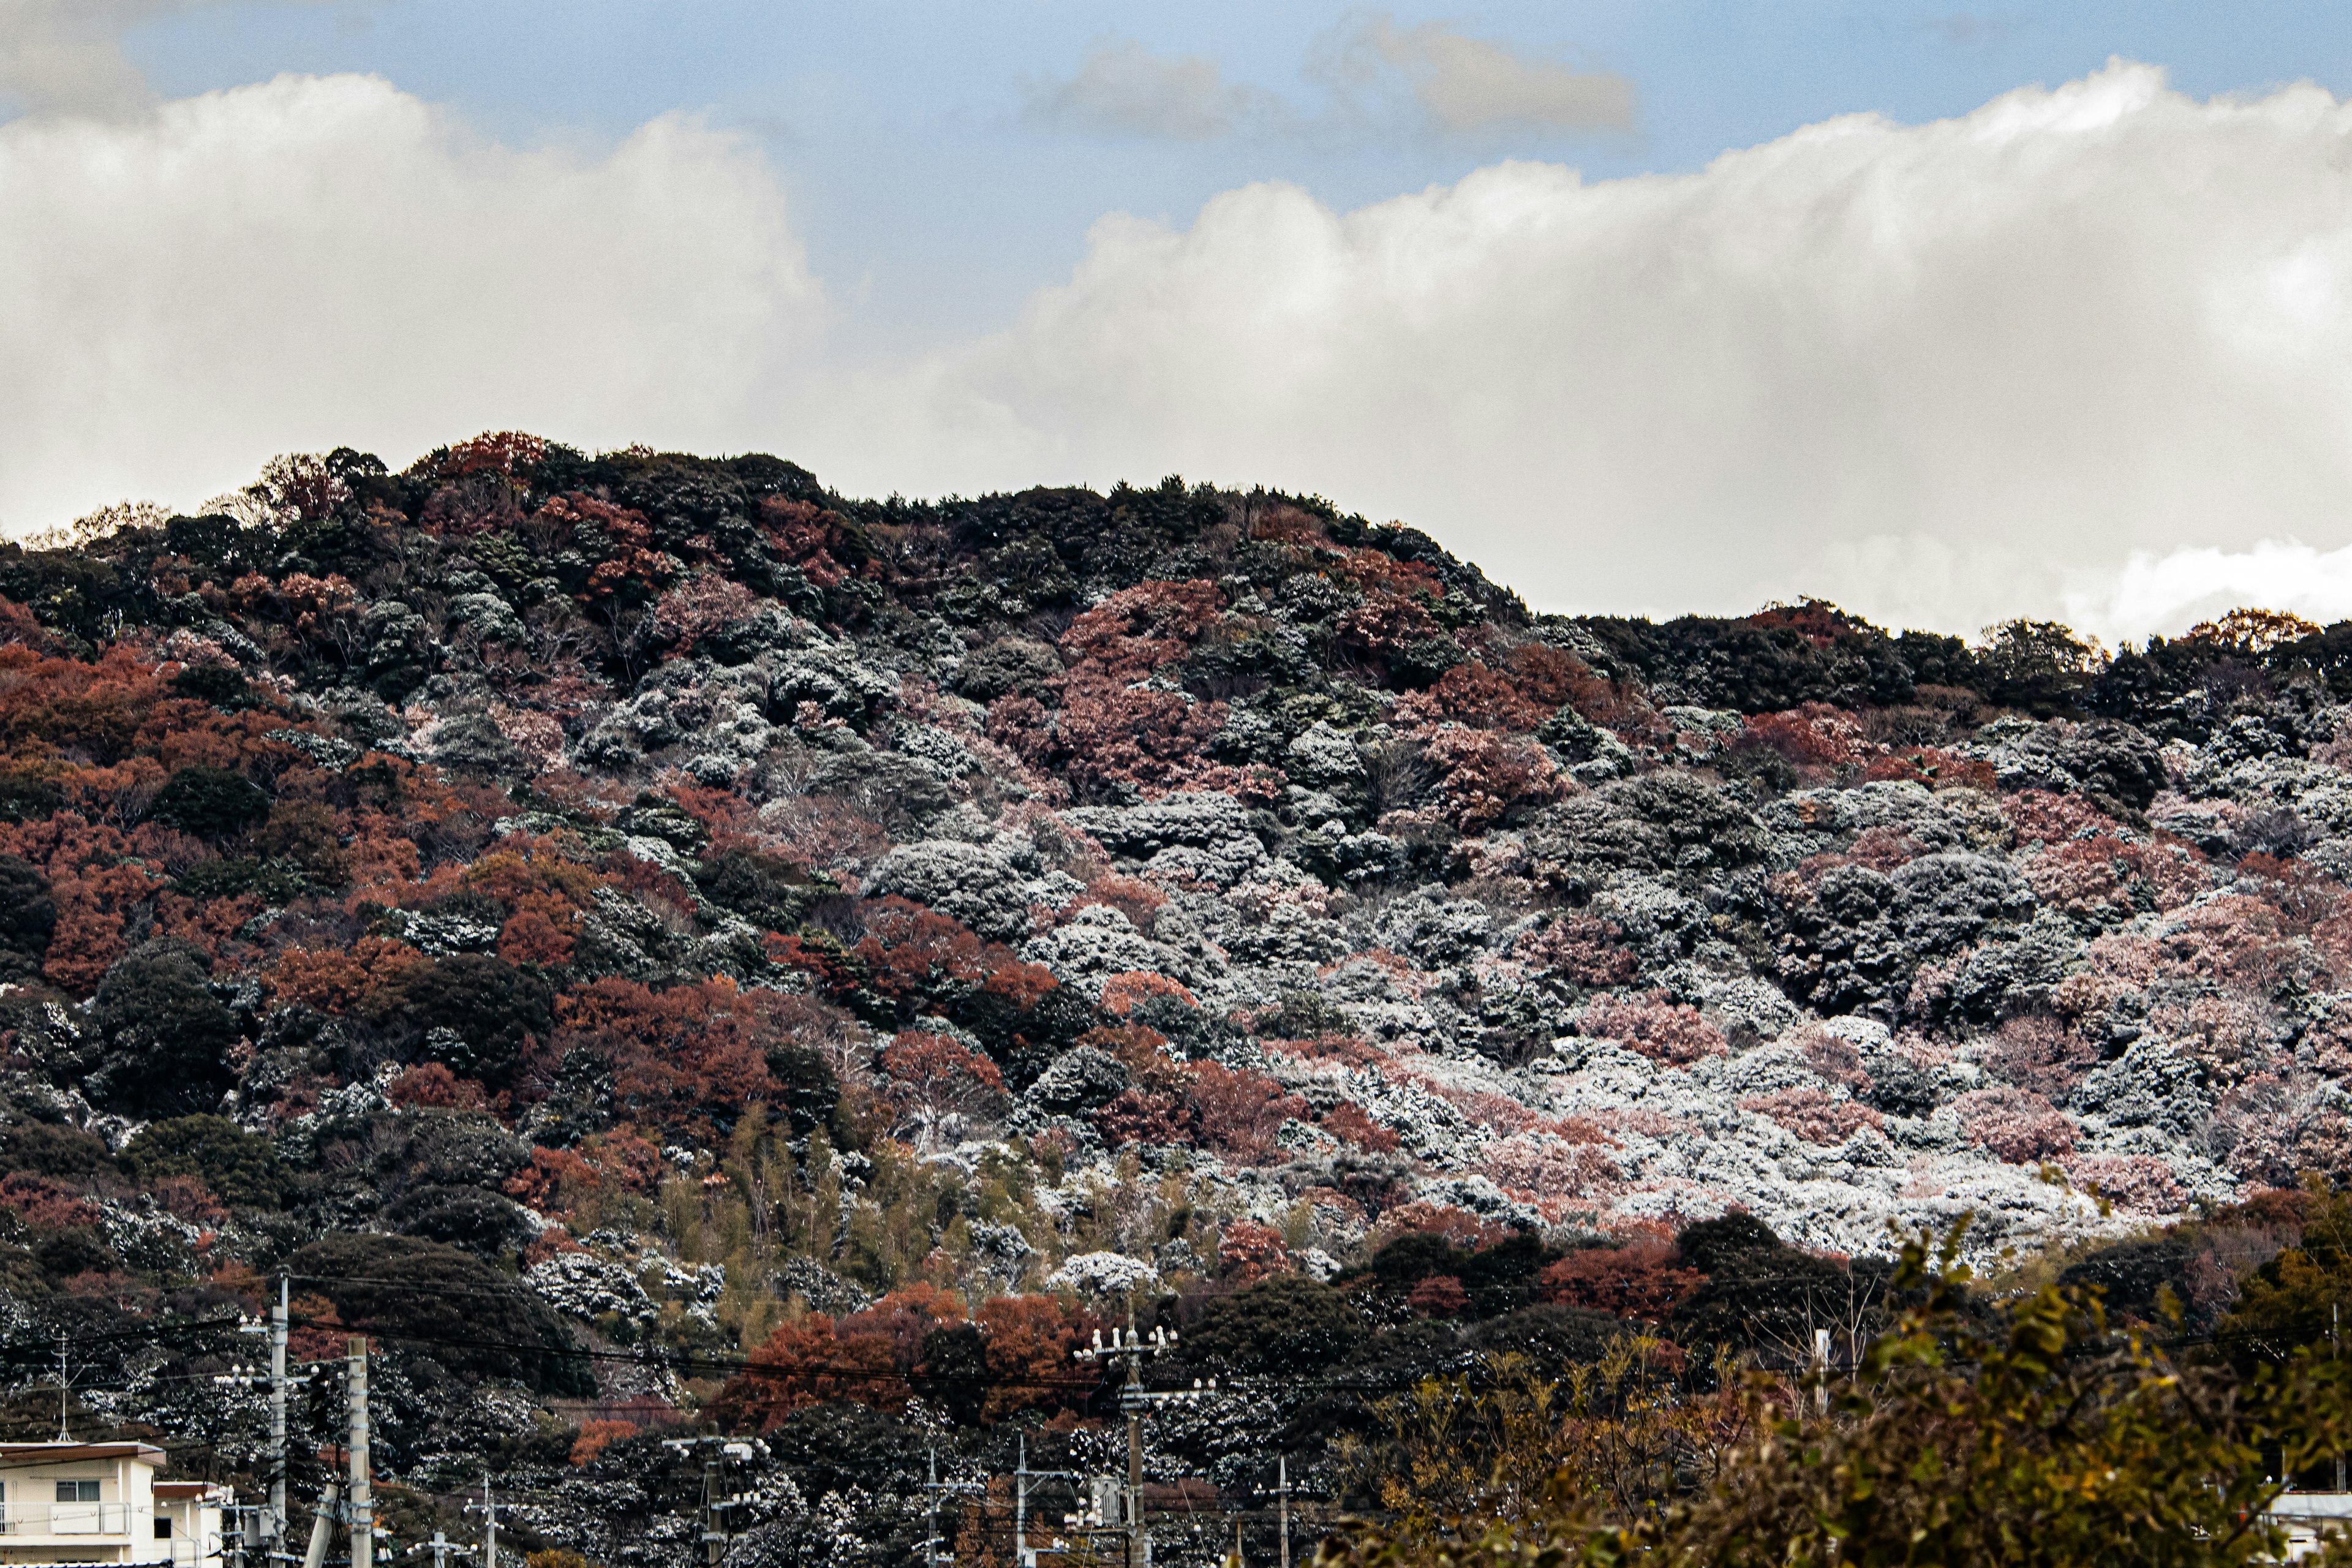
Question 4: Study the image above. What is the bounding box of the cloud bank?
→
[0,73,818,531]
[1,1,227,116]
[10,61,2352,641]
[832,60,2352,638]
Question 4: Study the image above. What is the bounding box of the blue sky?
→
[116,2,2352,353]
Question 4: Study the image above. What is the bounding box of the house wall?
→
[0,1457,213,1567]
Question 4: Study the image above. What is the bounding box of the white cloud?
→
[0,72,820,532]
[15,59,2352,644]
[806,61,2352,635]
[0,0,318,117]
[1340,14,1635,135]
[2065,541,2352,645]
[1024,40,1279,141]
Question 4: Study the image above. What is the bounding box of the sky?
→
[7,1,2352,640]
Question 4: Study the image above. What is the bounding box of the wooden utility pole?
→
[1074,1309,1215,1568]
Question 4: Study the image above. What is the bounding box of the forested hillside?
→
[0,434,2347,1563]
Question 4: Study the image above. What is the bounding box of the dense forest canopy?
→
[0,436,2347,1564]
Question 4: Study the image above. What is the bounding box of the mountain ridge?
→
[0,434,2342,1563]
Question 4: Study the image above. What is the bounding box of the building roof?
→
[0,1442,168,1466]
[152,1482,225,1501]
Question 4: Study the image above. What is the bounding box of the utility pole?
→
[1812,1327,1831,1417]
[1015,1434,1079,1568]
[273,1280,290,1556]
[472,1472,496,1568]
[55,1335,69,1441]
[921,1443,984,1567]
[1273,1457,1293,1568]
[1074,1308,1212,1568]
[925,1446,941,1568]
[300,1486,340,1568]
[701,1452,726,1568]
[662,1435,760,1567]
[227,1283,304,1562]
[348,1338,372,1568]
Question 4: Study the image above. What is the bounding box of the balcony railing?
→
[0,1502,132,1535]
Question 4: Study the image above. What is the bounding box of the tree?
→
[1668,1215,1883,1363]
[549,977,784,1138]
[1323,1223,2352,1567]
[391,953,553,1090]
[88,938,238,1116]
[876,1030,1006,1144]
[1975,618,2104,714]
[145,765,270,841]
[2215,1185,2352,1370]
[121,1115,291,1207]
[1537,1240,1703,1322]
[0,854,55,982]
[1184,1274,1365,1374]
[281,1234,593,1396]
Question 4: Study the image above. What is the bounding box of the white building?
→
[2266,1491,2352,1561]
[0,1443,228,1568]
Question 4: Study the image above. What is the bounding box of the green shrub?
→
[0,1121,110,1179]
[88,940,239,1116]
[282,1233,594,1396]
[1185,1274,1364,1374]
[145,765,270,840]
[121,1115,290,1208]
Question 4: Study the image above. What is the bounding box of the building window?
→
[155,1519,172,1540]
[55,1481,99,1503]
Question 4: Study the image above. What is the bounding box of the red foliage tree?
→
[1186,1062,1306,1165]
[1099,971,1196,1017]
[1580,992,1727,1065]
[878,1030,1007,1138]
[385,1063,490,1110]
[1423,726,1562,831]
[549,978,786,1139]
[1738,1087,1883,1147]
[1394,663,1548,734]
[975,1295,1101,1420]
[1988,1014,2102,1102]
[1218,1219,1294,1285]
[1060,581,1224,679]
[1534,1240,1703,1321]
[1518,913,1639,987]
[1095,1087,1194,1147]
[1319,1101,1401,1153]
[1408,1274,1470,1317]
[719,1284,970,1429]
[1952,1085,2076,1163]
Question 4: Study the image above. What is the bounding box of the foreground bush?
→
[1320,1223,2352,1567]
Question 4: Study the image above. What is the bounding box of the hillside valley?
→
[0,436,2343,1561]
